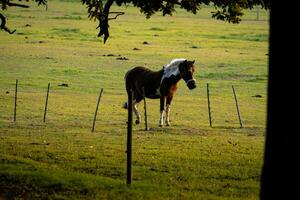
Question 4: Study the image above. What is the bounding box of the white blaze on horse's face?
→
[179,60,196,90]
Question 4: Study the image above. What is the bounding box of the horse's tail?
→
[123,69,131,109]
[124,68,132,81]
[123,102,128,109]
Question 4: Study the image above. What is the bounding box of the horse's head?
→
[179,60,196,90]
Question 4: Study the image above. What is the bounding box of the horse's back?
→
[125,66,163,99]
[125,66,152,79]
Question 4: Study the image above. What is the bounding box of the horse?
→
[124,58,196,127]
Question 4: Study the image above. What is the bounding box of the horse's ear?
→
[188,60,195,65]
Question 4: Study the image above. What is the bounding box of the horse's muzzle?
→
[187,79,196,90]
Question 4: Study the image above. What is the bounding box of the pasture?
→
[0,0,269,199]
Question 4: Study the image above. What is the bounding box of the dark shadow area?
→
[260,1,299,199]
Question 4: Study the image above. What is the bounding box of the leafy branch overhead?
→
[83,0,270,43]
[0,0,46,33]
[1,0,270,43]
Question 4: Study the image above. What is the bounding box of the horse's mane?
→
[161,58,186,83]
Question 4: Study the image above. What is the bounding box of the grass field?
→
[0,1,269,199]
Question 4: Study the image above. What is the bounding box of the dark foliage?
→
[0,0,46,33]
[1,0,269,43]
[81,0,270,43]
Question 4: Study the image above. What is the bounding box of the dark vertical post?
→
[91,88,104,132]
[43,83,50,122]
[232,85,243,128]
[127,89,133,185]
[13,79,18,122]
[206,83,212,127]
[142,87,148,131]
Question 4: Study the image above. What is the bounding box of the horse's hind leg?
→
[133,97,142,124]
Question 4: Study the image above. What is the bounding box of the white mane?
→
[161,58,186,83]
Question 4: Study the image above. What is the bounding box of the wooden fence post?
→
[256,6,259,21]
[206,83,212,127]
[232,85,243,128]
[142,87,148,131]
[91,88,103,132]
[13,79,18,122]
[127,89,133,185]
[43,83,50,122]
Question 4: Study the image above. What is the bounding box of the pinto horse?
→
[124,58,196,127]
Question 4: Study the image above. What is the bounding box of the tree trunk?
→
[260,2,298,199]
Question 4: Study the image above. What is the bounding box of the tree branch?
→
[97,0,115,43]
[7,2,30,8]
[108,12,124,20]
[0,13,5,29]
[0,13,16,34]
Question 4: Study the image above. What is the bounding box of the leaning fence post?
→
[142,87,148,131]
[206,83,212,127]
[127,89,133,185]
[91,88,104,132]
[232,85,243,128]
[43,83,50,122]
[13,79,18,122]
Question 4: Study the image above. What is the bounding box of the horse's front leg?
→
[159,96,165,127]
[165,95,173,126]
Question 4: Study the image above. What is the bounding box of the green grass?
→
[0,1,268,199]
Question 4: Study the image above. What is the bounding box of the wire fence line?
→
[0,79,267,130]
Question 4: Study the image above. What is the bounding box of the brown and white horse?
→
[124,58,196,127]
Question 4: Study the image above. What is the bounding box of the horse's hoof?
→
[158,124,163,127]
[135,120,140,124]
[166,124,170,127]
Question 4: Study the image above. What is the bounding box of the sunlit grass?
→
[0,0,268,199]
